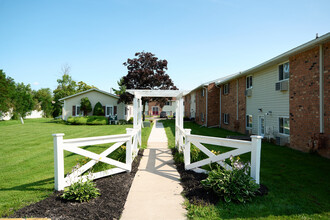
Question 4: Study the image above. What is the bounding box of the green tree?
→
[0,70,15,117]
[118,51,177,120]
[93,102,104,116]
[53,65,98,117]
[77,81,97,93]
[33,88,53,117]
[80,97,92,116]
[12,83,35,124]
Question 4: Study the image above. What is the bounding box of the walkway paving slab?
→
[121,120,186,220]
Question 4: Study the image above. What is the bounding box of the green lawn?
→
[0,118,152,217]
[161,120,330,220]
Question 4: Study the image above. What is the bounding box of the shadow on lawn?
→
[0,177,53,192]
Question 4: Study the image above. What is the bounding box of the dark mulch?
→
[171,149,268,206]
[10,149,144,220]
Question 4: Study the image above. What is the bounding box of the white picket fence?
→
[176,125,262,184]
[53,128,140,191]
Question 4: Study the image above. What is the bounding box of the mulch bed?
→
[171,149,268,206]
[10,149,144,220]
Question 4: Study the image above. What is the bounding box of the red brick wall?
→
[207,83,220,127]
[237,77,247,134]
[195,88,206,125]
[147,101,162,115]
[323,42,330,156]
[184,94,191,118]
[289,42,330,158]
[220,77,246,133]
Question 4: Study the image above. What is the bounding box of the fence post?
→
[126,129,133,172]
[53,133,65,191]
[184,129,191,169]
[250,135,262,184]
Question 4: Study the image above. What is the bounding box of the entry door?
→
[259,116,265,136]
[152,106,159,115]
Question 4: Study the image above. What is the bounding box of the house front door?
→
[152,106,159,115]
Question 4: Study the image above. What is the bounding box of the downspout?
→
[319,44,324,133]
[205,87,208,127]
[219,87,222,128]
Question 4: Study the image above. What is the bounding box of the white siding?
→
[162,100,176,116]
[246,64,290,140]
[190,92,196,118]
[62,90,126,120]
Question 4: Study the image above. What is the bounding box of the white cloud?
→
[33,82,39,86]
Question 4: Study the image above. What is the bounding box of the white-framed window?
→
[246,75,253,89]
[279,117,290,135]
[106,105,113,117]
[223,83,229,95]
[223,113,229,124]
[72,105,83,116]
[246,115,253,128]
[279,62,290,81]
[165,101,172,106]
[201,113,204,122]
[201,88,205,97]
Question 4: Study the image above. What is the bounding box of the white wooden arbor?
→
[126,89,189,148]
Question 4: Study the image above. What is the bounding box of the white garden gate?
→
[53,89,262,191]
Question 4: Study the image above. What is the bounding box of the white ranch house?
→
[59,88,133,121]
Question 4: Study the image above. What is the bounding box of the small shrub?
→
[201,156,259,203]
[172,148,184,164]
[67,116,107,125]
[93,102,104,116]
[86,116,107,125]
[128,117,133,124]
[61,178,100,202]
[61,163,101,202]
[118,119,127,125]
[67,116,87,125]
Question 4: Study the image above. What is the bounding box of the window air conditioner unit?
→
[275,81,289,91]
[245,89,252,97]
[276,137,288,146]
[245,129,252,135]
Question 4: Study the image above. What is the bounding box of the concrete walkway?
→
[121,120,186,220]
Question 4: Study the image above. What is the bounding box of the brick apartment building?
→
[185,33,330,158]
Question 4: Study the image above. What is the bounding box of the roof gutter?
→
[216,32,330,86]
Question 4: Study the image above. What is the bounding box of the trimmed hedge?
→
[67,116,108,125]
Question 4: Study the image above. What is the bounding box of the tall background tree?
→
[0,70,15,117]
[12,83,35,124]
[53,64,97,117]
[116,51,177,120]
[33,88,53,117]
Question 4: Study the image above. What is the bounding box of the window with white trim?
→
[72,105,82,116]
[106,105,113,117]
[201,113,204,122]
[165,101,172,106]
[246,75,253,89]
[223,83,229,94]
[246,115,253,128]
[223,113,229,124]
[279,62,290,81]
[201,89,205,97]
[279,117,290,135]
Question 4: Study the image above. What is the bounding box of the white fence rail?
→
[53,128,140,191]
[176,125,262,184]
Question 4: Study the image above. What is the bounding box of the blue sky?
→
[0,0,329,92]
